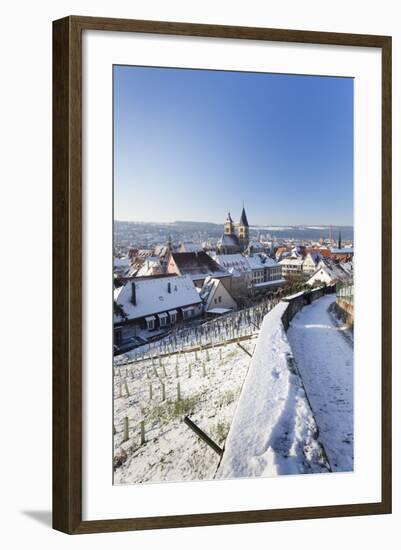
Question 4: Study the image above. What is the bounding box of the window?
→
[147,319,155,330]
[169,312,177,324]
[115,329,122,345]
[218,296,222,303]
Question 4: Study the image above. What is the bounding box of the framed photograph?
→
[53,16,392,534]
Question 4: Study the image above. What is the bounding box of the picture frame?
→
[53,15,392,534]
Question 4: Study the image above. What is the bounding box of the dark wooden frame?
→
[53,15,392,534]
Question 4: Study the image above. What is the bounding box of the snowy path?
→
[217,303,329,480]
[287,294,353,472]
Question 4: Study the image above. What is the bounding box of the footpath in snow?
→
[217,302,329,480]
[287,294,353,472]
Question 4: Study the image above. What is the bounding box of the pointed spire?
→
[338,230,342,250]
[239,205,249,227]
[226,211,233,223]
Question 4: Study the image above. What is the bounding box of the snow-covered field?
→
[113,293,353,485]
[287,294,354,471]
[113,337,256,484]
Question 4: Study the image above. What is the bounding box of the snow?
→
[210,253,252,273]
[207,307,232,314]
[279,258,304,266]
[217,302,329,479]
[115,297,277,363]
[113,291,352,485]
[307,258,352,286]
[113,338,256,484]
[286,294,353,471]
[330,247,354,254]
[246,253,279,269]
[179,242,203,253]
[114,275,202,322]
[211,252,279,271]
[135,257,162,276]
[253,279,286,288]
[114,256,130,268]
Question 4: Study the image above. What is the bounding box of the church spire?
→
[338,230,342,250]
[239,205,249,227]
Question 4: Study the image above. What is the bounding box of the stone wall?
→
[281,285,335,331]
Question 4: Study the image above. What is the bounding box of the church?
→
[216,207,250,255]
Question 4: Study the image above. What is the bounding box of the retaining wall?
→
[217,287,333,479]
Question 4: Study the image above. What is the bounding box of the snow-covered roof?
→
[217,234,240,248]
[135,257,162,277]
[304,251,323,264]
[114,275,202,323]
[113,256,130,268]
[171,251,229,281]
[246,253,279,269]
[307,258,353,285]
[154,245,170,256]
[207,307,232,314]
[178,242,203,253]
[330,247,354,254]
[210,253,251,273]
[199,276,218,302]
[278,258,304,266]
[212,252,279,272]
[247,240,265,250]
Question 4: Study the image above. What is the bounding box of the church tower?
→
[224,212,234,235]
[237,206,250,250]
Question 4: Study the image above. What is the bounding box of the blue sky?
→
[114,65,353,225]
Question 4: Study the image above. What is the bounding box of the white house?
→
[306,258,353,286]
[302,251,323,274]
[246,253,284,288]
[114,274,203,351]
[279,257,304,278]
[200,276,237,315]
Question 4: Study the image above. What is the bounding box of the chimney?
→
[167,281,171,293]
[131,282,137,305]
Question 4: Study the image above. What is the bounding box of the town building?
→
[211,251,284,294]
[302,251,323,274]
[114,274,203,351]
[209,253,252,298]
[200,276,238,316]
[167,251,231,288]
[279,257,305,279]
[216,207,250,254]
[246,253,284,289]
[306,258,353,286]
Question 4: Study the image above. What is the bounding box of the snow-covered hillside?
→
[114,293,353,484]
[114,337,256,484]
